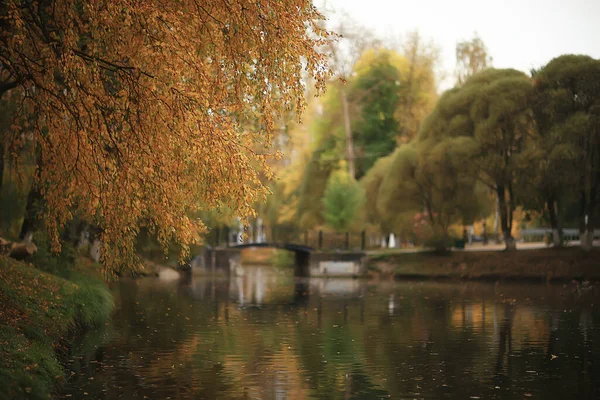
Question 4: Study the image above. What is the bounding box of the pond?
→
[60,266,600,399]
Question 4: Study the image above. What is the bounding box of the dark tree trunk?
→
[582,184,597,251]
[547,196,563,247]
[0,145,4,195]
[19,187,42,240]
[578,189,593,251]
[497,185,516,250]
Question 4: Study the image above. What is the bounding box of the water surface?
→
[61,266,600,399]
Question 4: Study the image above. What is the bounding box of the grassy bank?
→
[0,256,113,400]
[368,247,600,281]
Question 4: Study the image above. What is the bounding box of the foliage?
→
[531,54,600,249]
[291,44,437,231]
[360,152,394,228]
[455,33,492,86]
[0,0,330,277]
[322,168,365,232]
[350,50,402,178]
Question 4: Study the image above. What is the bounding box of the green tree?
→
[322,168,365,232]
[360,152,395,231]
[379,69,533,251]
[468,69,536,250]
[350,51,402,178]
[532,55,600,251]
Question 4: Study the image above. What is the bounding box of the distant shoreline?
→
[367,247,600,283]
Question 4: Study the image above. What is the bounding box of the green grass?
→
[0,256,113,399]
[367,247,600,281]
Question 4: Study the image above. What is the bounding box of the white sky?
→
[318,0,600,90]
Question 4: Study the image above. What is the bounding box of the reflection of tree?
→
[494,304,516,383]
[62,278,600,400]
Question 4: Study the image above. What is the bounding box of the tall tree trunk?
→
[19,186,41,240]
[340,86,356,179]
[402,36,418,141]
[0,143,4,196]
[497,184,515,251]
[494,193,500,243]
[582,184,596,252]
[579,189,590,251]
[547,196,562,247]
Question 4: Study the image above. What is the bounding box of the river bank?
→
[368,247,600,282]
[0,256,113,400]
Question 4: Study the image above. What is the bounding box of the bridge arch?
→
[230,243,313,276]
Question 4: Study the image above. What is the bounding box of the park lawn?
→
[0,256,113,400]
[368,247,600,281]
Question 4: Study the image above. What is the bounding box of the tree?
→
[532,55,600,251]
[350,50,402,178]
[455,33,492,86]
[390,69,534,251]
[322,168,365,232]
[468,69,536,250]
[323,15,379,179]
[360,152,394,230]
[396,31,440,142]
[0,0,330,276]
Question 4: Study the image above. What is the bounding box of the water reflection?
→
[60,266,600,399]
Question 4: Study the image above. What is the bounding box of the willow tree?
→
[532,55,600,251]
[0,1,329,276]
[375,87,485,250]
[468,69,536,250]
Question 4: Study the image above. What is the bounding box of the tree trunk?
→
[340,86,356,179]
[547,197,562,247]
[0,144,4,196]
[578,189,591,251]
[497,185,516,251]
[494,193,500,243]
[582,193,595,252]
[19,187,42,240]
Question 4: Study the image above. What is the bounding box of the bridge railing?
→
[205,225,367,251]
[519,228,600,243]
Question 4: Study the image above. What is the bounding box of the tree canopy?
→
[0,0,329,275]
[532,55,600,249]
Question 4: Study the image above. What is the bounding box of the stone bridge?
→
[190,242,366,278]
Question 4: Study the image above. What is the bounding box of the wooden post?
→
[318,230,323,250]
[345,232,349,250]
[225,226,230,247]
[361,230,366,251]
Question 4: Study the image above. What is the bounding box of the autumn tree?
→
[396,31,440,142]
[0,0,330,276]
[455,33,492,86]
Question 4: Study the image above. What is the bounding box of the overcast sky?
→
[318,0,600,90]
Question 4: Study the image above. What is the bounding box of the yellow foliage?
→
[1,1,330,277]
